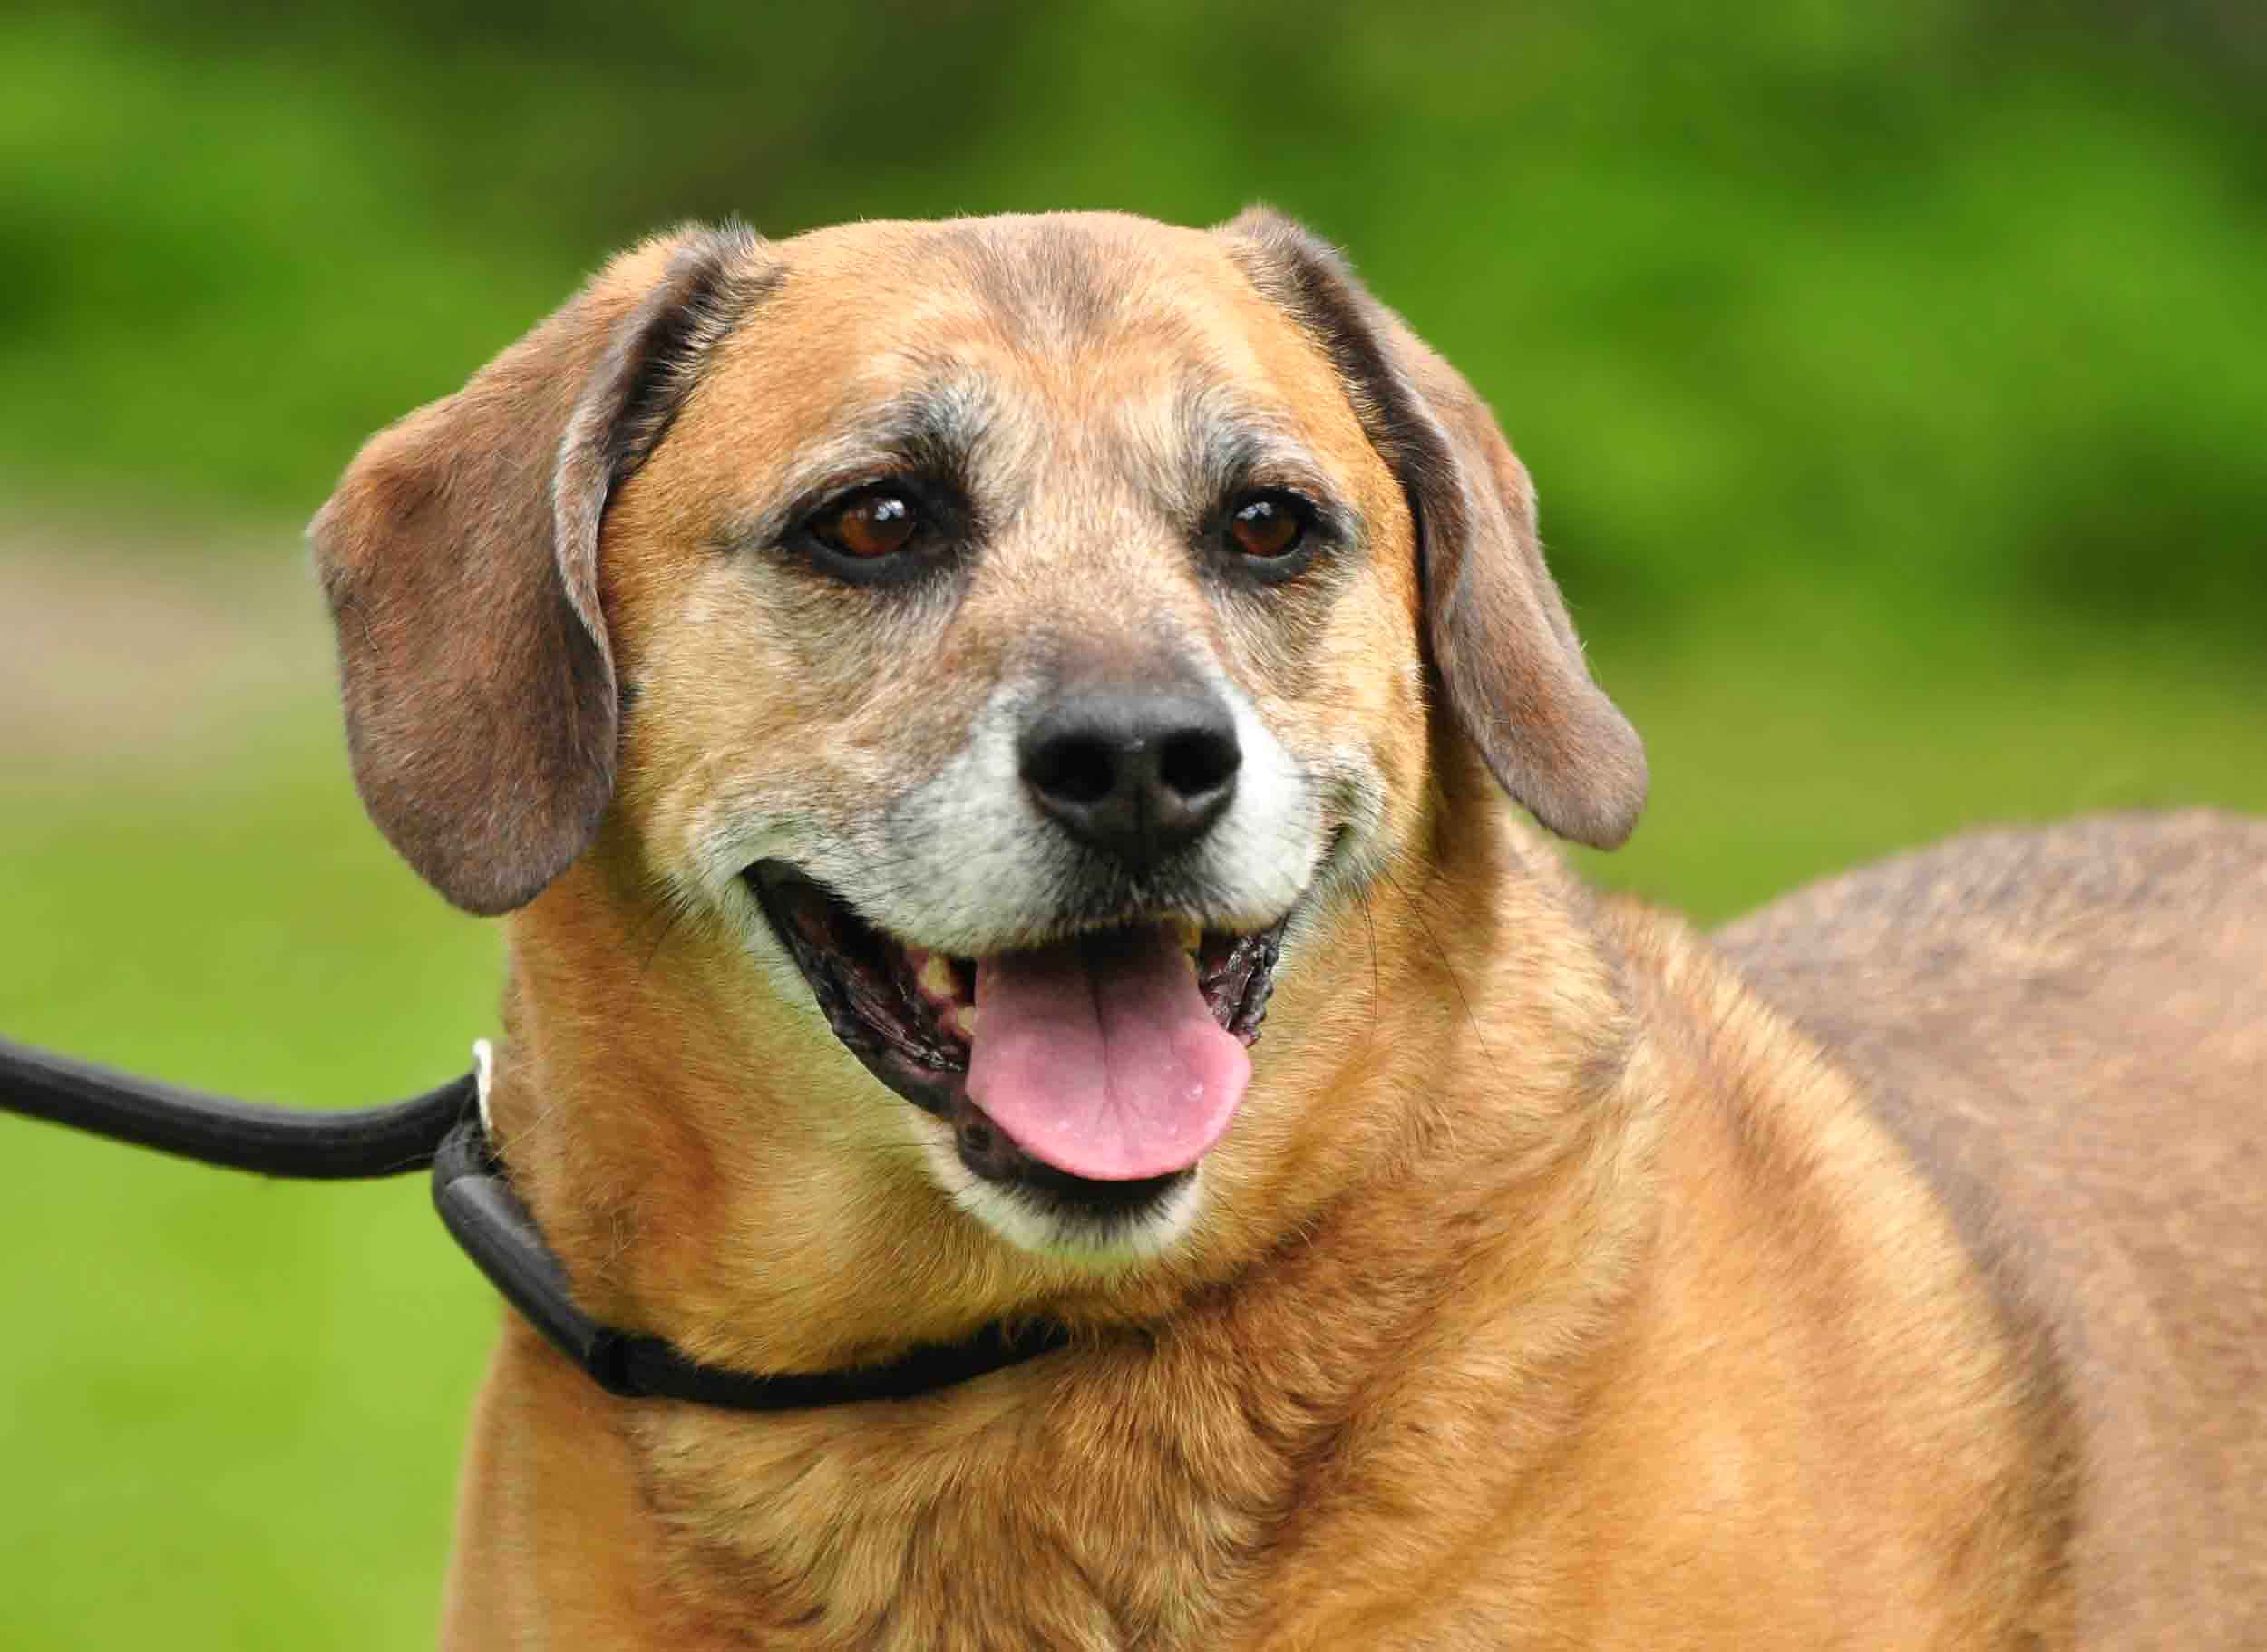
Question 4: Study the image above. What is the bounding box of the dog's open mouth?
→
[746,862,1284,1206]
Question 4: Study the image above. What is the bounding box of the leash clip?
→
[472,1038,495,1133]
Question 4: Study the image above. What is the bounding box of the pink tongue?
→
[967,928,1250,1181]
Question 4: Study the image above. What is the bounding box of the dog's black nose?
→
[1019,688,1241,870]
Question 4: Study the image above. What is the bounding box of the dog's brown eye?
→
[1228,496,1306,560]
[816,491,920,559]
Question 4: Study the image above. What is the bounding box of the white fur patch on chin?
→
[918,1129,1204,1266]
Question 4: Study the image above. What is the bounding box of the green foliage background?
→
[1,4,2261,1646]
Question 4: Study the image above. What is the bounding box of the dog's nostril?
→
[1026,734,1118,808]
[1158,728,1240,802]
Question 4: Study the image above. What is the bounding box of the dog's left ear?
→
[309,224,768,914]
[1219,209,1646,850]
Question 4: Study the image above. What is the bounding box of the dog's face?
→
[313,211,1642,1296]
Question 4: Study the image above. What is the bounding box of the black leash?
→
[0,1035,1069,1411]
[0,1036,470,1178]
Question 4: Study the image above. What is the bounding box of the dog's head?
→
[313,211,1640,1317]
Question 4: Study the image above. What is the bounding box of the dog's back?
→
[1716,810,2267,1644]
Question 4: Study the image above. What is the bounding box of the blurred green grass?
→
[0,694,498,1648]
[3,0,2264,1645]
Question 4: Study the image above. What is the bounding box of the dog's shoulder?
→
[1712,809,2267,1639]
[1710,807,2264,1167]
[1716,807,2265,981]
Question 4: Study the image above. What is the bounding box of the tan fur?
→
[310,212,2262,1648]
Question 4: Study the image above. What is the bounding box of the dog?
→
[310,209,2264,1647]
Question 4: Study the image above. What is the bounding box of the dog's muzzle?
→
[745,863,1286,1209]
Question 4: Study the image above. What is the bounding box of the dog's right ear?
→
[1219,209,1646,850]
[309,225,770,915]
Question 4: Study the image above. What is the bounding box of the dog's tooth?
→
[918,954,958,1003]
[1172,916,1202,955]
[947,1005,979,1040]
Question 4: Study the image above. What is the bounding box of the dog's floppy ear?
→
[1219,209,1646,850]
[309,224,769,914]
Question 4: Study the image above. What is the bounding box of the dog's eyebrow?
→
[736,375,1001,540]
[1174,383,1345,519]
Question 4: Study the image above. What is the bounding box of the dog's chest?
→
[625,1377,1309,1650]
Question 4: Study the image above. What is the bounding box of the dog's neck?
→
[467,1018,1654,1647]
[608,1093,1652,1647]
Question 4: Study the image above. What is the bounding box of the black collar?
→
[1,1035,1071,1411]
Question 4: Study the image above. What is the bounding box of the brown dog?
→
[312,210,2265,1647]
